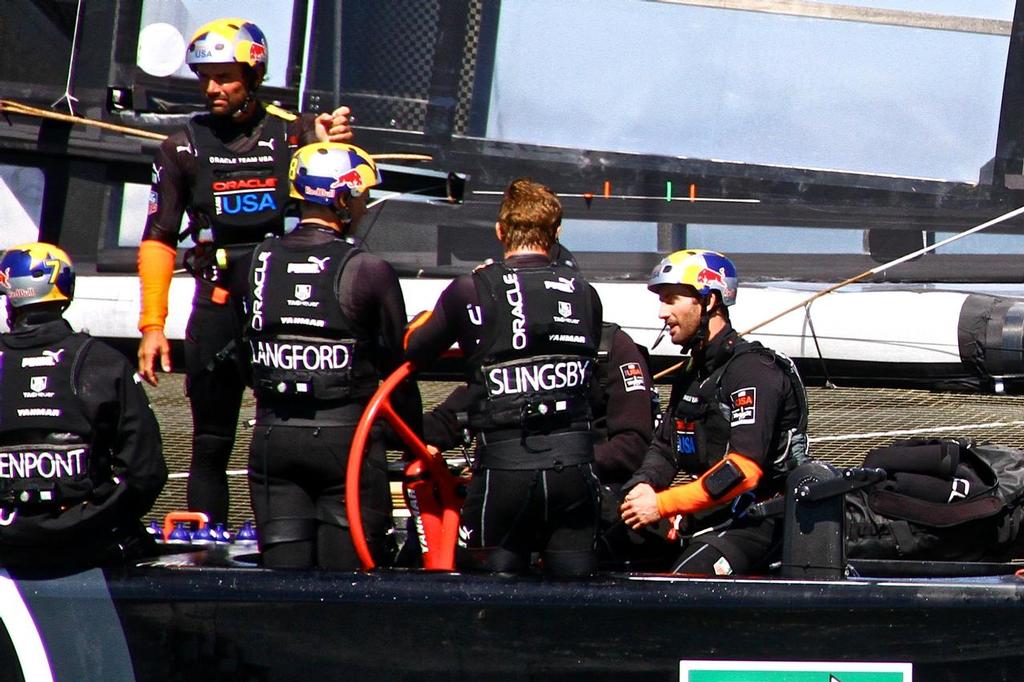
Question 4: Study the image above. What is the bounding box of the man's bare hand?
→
[138,328,171,386]
[620,483,661,530]
[315,105,354,143]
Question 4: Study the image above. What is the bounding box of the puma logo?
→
[43,349,65,363]
[286,256,331,274]
[544,277,576,293]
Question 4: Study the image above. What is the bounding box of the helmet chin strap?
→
[10,303,66,328]
[332,193,353,227]
[333,205,352,225]
[683,295,713,356]
[225,69,263,120]
[229,91,257,119]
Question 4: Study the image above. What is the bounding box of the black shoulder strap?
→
[67,333,96,396]
[331,239,363,332]
[710,338,756,392]
[467,262,506,366]
[714,339,809,432]
[594,322,619,395]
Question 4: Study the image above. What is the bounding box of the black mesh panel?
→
[321,0,484,135]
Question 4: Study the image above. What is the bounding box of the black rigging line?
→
[804,301,836,389]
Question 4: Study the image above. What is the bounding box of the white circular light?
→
[137,22,186,77]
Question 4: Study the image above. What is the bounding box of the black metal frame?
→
[2,1,1024,281]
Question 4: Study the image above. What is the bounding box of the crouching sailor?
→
[0,243,166,569]
[619,250,809,576]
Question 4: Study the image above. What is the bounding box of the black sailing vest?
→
[672,338,809,479]
[467,261,599,469]
[187,108,292,244]
[0,332,98,508]
[246,235,378,402]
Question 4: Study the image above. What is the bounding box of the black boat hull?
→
[4,560,1024,681]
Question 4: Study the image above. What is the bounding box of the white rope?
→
[51,0,84,114]
[296,0,317,113]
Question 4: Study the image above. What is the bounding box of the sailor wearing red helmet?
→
[0,244,166,569]
[242,143,420,569]
[620,249,809,575]
[135,18,356,526]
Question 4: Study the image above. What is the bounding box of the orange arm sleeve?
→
[655,453,764,518]
[137,240,177,332]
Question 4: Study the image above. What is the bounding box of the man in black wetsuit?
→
[620,249,809,575]
[420,243,668,569]
[243,143,420,569]
[135,18,354,525]
[0,243,166,569]
[405,178,604,577]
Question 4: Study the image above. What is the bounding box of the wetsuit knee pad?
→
[192,433,234,463]
[671,541,733,576]
[261,517,317,547]
[483,546,529,574]
[543,549,597,578]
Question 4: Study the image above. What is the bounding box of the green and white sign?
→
[680,660,912,682]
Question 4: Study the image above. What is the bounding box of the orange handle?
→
[162,511,209,542]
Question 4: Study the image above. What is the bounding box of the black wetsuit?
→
[244,224,420,569]
[142,104,321,524]
[422,323,669,568]
[406,253,604,576]
[624,325,806,575]
[0,317,166,569]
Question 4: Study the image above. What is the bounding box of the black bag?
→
[846,438,1024,561]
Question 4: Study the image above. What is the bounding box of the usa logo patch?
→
[675,418,697,455]
[619,362,646,392]
[730,387,756,426]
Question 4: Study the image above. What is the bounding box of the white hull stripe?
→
[0,571,54,682]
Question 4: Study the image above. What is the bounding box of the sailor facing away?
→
[0,243,167,569]
[405,178,605,577]
[243,143,421,569]
[415,240,670,570]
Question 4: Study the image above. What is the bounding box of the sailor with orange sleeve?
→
[620,250,809,576]
[135,18,353,525]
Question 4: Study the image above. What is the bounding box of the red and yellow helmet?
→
[0,242,75,308]
[185,18,269,70]
[647,249,738,306]
[289,143,382,205]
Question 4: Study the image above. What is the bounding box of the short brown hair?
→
[496,178,562,251]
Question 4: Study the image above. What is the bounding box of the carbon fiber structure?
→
[335,0,486,135]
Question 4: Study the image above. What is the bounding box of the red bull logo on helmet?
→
[330,169,365,192]
[249,43,267,65]
[695,267,726,287]
[691,252,737,304]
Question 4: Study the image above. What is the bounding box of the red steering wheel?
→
[345,361,467,570]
